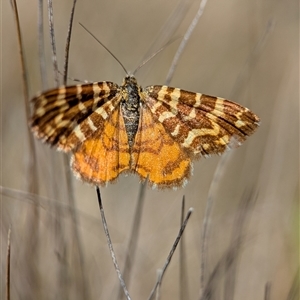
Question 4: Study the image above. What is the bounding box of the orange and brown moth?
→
[31,75,260,188]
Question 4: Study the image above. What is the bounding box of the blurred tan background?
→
[1,0,299,299]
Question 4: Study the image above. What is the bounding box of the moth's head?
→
[123,75,138,86]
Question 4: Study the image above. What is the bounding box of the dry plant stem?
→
[230,18,275,99]
[286,269,300,300]
[148,208,194,300]
[223,190,256,299]
[9,4,40,298]
[63,156,91,300]
[60,4,90,298]
[47,0,59,86]
[133,37,181,76]
[1,185,60,216]
[38,0,47,89]
[200,17,274,300]
[63,0,78,84]
[45,0,63,231]
[179,196,189,300]
[155,269,162,300]
[58,70,91,83]
[137,0,191,74]
[165,0,208,85]
[96,187,132,300]
[200,238,243,299]
[6,228,11,300]
[264,282,271,300]
[200,192,256,300]
[180,196,186,225]
[10,0,38,192]
[199,153,231,298]
[117,181,147,299]
[9,7,41,297]
[0,185,106,233]
[37,2,88,297]
[9,0,29,111]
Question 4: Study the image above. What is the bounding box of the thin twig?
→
[38,0,47,89]
[0,185,107,233]
[136,0,191,77]
[155,269,163,300]
[9,0,29,112]
[286,268,299,300]
[200,238,243,300]
[47,0,59,86]
[10,3,41,294]
[230,18,275,99]
[117,180,147,299]
[199,152,232,297]
[10,0,38,194]
[148,208,194,300]
[64,154,92,299]
[96,187,132,300]
[60,2,90,298]
[223,190,257,299]
[180,196,186,226]
[63,0,78,84]
[133,37,181,76]
[6,228,11,300]
[165,0,208,85]
[179,196,189,300]
[58,70,91,83]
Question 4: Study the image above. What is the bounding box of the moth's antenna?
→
[132,37,181,75]
[79,23,128,75]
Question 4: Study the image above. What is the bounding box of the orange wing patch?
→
[71,108,130,185]
[131,105,191,188]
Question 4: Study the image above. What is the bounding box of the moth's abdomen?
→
[121,76,141,149]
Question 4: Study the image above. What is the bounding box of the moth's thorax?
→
[121,76,142,150]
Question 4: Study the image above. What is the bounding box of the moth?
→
[31,74,260,188]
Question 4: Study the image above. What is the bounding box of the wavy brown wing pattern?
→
[31,81,121,151]
[144,85,260,157]
[31,76,260,188]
